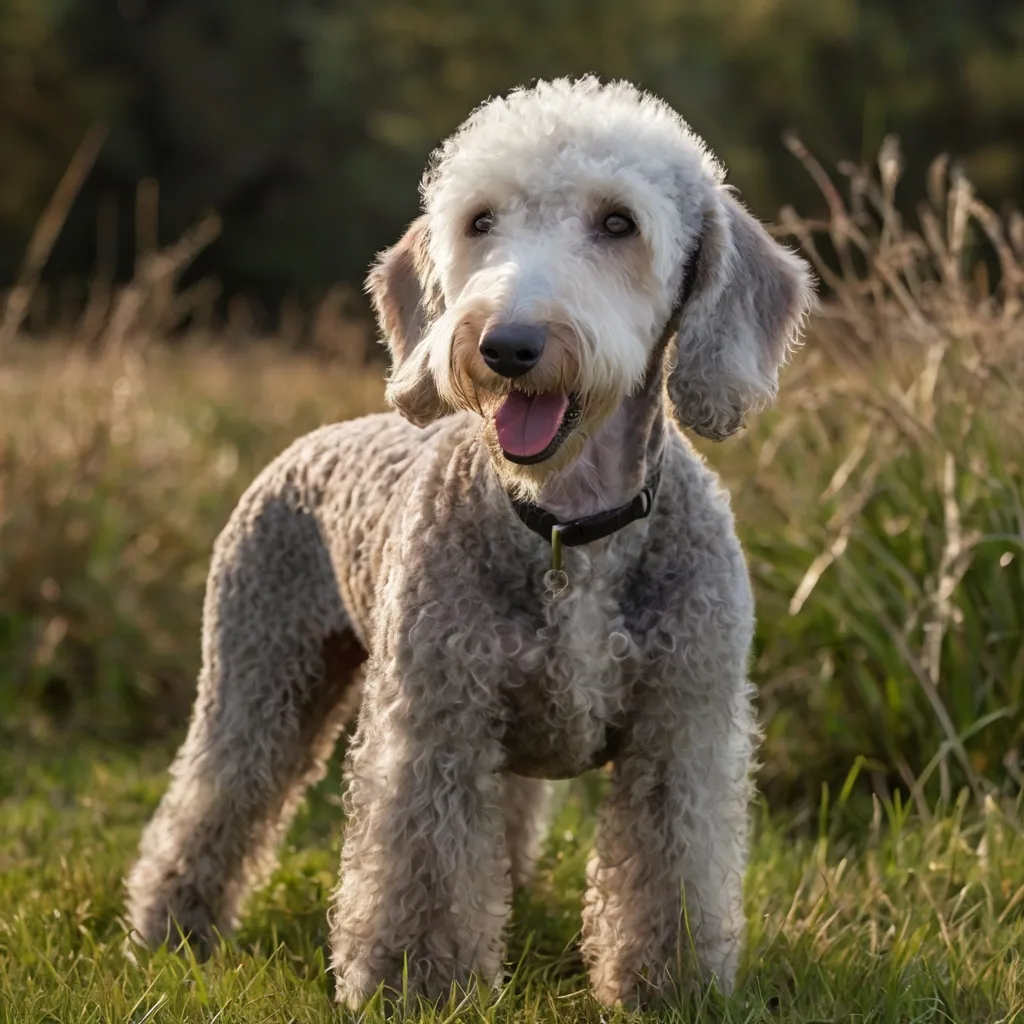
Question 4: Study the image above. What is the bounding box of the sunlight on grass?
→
[1,744,1022,1022]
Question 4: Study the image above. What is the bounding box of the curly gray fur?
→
[124,75,813,1011]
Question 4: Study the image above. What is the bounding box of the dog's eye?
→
[602,212,636,237]
[469,211,494,236]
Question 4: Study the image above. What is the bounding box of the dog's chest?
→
[499,569,642,779]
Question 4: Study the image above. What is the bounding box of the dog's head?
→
[369,77,814,487]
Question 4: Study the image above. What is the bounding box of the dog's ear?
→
[366,215,447,426]
[667,190,814,441]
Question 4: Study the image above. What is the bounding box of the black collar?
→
[510,466,661,549]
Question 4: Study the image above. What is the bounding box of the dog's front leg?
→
[330,660,510,1009]
[581,680,757,1008]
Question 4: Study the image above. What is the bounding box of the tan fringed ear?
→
[667,191,815,440]
[366,216,447,426]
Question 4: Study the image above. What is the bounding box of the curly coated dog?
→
[124,76,814,1009]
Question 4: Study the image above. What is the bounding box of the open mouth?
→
[494,390,582,465]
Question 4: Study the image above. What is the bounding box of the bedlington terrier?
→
[124,76,813,1009]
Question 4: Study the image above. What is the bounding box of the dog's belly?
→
[501,669,628,779]
[502,713,621,779]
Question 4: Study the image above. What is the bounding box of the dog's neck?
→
[495,243,697,528]
[534,351,668,523]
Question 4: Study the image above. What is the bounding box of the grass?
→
[0,141,1023,1019]
[2,741,1023,1023]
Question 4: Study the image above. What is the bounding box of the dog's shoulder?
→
[623,430,751,628]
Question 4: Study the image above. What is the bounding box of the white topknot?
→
[421,75,726,212]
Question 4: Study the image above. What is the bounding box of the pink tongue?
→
[495,391,569,457]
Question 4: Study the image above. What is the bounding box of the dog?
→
[124,76,814,1009]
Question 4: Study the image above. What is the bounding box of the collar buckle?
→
[551,524,566,573]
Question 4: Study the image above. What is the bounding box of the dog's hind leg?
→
[125,481,363,954]
[503,774,554,889]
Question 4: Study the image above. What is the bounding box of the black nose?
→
[479,323,546,379]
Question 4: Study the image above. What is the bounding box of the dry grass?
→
[738,139,1024,805]
[0,339,383,735]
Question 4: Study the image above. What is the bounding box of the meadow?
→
[1,146,1022,1021]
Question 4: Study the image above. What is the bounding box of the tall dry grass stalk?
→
[0,123,108,351]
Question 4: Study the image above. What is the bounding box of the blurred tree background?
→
[2,0,1023,306]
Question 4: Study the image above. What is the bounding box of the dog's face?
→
[369,78,814,490]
